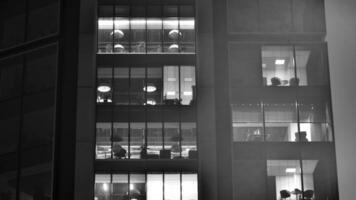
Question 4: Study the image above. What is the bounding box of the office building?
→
[1,0,355,200]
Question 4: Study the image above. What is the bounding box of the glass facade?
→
[96,121,197,160]
[0,0,59,49]
[232,100,333,142]
[0,45,57,200]
[97,5,195,54]
[97,65,196,106]
[95,173,198,200]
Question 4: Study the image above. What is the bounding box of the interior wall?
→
[324,1,356,200]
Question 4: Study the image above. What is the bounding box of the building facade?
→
[1,0,350,200]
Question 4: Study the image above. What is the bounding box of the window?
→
[95,173,198,200]
[262,44,328,87]
[232,100,333,142]
[97,5,195,54]
[95,122,197,160]
[97,65,196,106]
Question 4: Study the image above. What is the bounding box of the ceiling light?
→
[183,91,192,96]
[102,183,109,192]
[146,99,156,105]
[166,91,176,96]
[143,84,157,93]
[168,44,179,50]
[114,44,125,50]
[286,168,297,173]
[168,29,182,39]
[275,59,285,65]
[110,29,124,38]
[130,183,134,190]
[97,85,111,93]
[262,63,267,68]
[184,78,193,82]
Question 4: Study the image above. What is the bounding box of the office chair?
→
[303,190,314,200]
[280,190,291,200]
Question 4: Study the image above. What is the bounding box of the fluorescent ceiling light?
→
[169,44,179,50]
[110,29,124,38]
[183,91,193,96]
[143,84,157,93]
[114,44,124,49]
[286,168,297,173]
[146,99,156,105]
[102,183,109,191]
[275,59,285,65]
[97,85,111,93]
[184,78,193,82]
[166,91,176,96]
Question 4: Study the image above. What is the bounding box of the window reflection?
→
[114,68,129,105]
[113,123,128,159]
[147,19,163,53]
[130,122,145,159]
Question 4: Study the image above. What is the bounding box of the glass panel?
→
[147,68,163,105]
[19,167,53,200]
[113,123,128,159]
[262,46,295,86]
[95,174,111,200]
[301,160,317,200]
[114,68,129,105]
[182,174,198,200]
[112,174,128,200]
[233,123,264,142]
[181,123,197,159]
[130,19,146,53]
[265,102,298,142]
[267,160,302,200]
[295,45,328,86]
[179,18,195,53]
[130,68,146,105]
[298,99,332,142]
[130,122,145,159]
[164,122,180,159]
[0,153,17,200]
[164,174,180,200]
[97,68,113,104]
[163,66,179,105]
[114,17,129,53]
[129,174,146,200]
[180,66,196,105]
[147,19,163,53]
[147,174,163,200]
[0,0,26,49]
[0,56,23,100]
[147,122,162,158]
[98,18,114,53]
[25,46,57,94]
[27,0,59,40]
[96,123,112,159]
[232,103,264,142]
[163,18,179,53]
[21,92,55,149]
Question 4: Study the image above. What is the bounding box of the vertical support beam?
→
[196,0,218,199]
[53,0,80,199]
[74,0,97,199]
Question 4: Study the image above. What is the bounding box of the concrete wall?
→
[325,1,356,200]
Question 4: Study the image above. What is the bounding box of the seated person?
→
[112,144,126,159]
[295,131,308,142]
